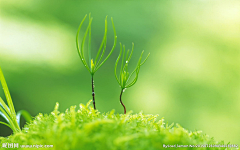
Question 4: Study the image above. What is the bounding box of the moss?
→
[0,101,237,150]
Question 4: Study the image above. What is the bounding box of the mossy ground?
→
[0,101,237,150]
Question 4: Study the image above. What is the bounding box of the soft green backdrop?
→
[0,0,239,145]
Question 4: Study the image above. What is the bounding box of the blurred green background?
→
[0,0,239,145]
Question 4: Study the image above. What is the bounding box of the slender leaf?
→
[127,43,134,62]
[140,52,150,66]
[126,67,140,88]
[0,105,18,132]
[0,108,9,123]
[0,67,16,117]
[95,16,108,67]
[125,49,130,64]
[16,110,32,126]
[0,121,14,131]
[0,97,11,116]
[115,43,149,90]
[88,13,92,70]
[76,15,88,66]
[0,67,21,132]
[115,43,122,85]
[120,45,125,85]
[126,52,150,83]
[96,30,107,68]
[81,17,93,73]
[95,17,117,71]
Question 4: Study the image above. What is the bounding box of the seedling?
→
[115,43,150,114]
[76,14,117,110]
[0,67,32,133]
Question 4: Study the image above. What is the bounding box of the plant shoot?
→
[115,43,150,114]
[76,14,117,110]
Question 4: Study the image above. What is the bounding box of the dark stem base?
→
[92,76,96,110]
[120,89,126,114]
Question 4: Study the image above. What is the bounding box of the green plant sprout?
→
[0,67,32,133]
[115,43,150,114]
[76,14,117,110]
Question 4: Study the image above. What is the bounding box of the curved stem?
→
[120,89,126,114]
[91,76,96,110]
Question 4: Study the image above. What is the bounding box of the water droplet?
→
[123,88,126,92]
[126,61,128,63]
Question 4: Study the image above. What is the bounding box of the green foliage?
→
[115,43,150,114]
[1,100,234,150]
[0,67,32,133]
[76,13,117,76]
[76,13,117,110]
[115,43,150,90]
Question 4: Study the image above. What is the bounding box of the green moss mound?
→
[0,101,236,150]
